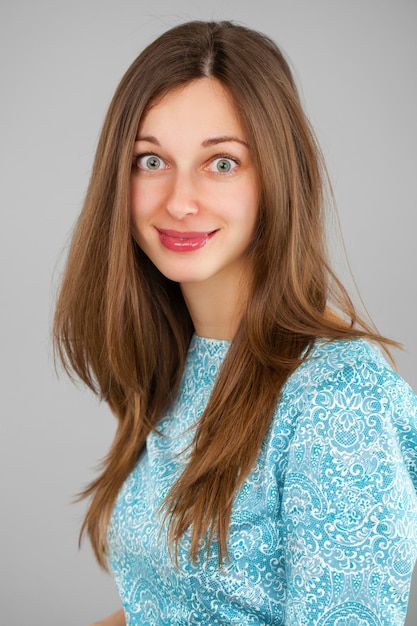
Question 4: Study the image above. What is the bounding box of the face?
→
[130,78,259,289]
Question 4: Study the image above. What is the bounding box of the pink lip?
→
[156,228,218,252]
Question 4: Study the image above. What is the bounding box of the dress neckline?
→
[191,333,232,348]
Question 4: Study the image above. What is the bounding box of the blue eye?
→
[209,157,239,173]
[145,156,161,169]
[135,154,166,171]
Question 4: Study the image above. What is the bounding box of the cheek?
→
[233,180,259,231]
[130,184,147,243]
[130,180,162,233]
[131,179,147,215]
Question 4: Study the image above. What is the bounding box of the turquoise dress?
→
[108,336,417,625]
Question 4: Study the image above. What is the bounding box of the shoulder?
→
[278,336,417,433]
[291,337,391,385]
[282,338,417,411]
[275,338,417,490]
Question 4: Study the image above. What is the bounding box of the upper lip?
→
[156,228,217,239]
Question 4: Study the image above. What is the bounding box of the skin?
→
[89,609,125,626]
[130,77,259,340]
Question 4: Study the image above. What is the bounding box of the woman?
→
[54,21,417,625]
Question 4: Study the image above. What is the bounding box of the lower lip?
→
[157,230,217,252]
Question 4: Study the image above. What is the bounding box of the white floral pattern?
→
[108,336,417,624]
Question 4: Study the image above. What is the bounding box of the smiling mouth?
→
[156,228,218,252]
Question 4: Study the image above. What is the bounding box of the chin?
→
[148,256,213,283]
[165,272,212,285]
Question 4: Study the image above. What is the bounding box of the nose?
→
[165,171,199,220]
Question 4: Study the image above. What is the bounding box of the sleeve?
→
[281,359,417,625]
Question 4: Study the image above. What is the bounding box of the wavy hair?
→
[53,20,396,567]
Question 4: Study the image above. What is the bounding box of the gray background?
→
[1,0,416,624]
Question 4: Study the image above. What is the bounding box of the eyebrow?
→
[201,136,249,148]
[136,135,249,148]
[136,135,160,145]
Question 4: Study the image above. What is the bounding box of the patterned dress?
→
[108,336,417,625]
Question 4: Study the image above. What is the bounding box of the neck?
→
[180,272,249,341]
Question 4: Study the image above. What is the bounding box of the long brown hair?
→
[54,20,396,567]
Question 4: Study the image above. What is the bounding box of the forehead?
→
[138,78,244,139]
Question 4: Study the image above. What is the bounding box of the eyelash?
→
[132,152,240,173]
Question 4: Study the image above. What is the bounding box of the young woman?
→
[54,21,417,626]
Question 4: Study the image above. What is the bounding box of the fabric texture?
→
[108,336,417,625]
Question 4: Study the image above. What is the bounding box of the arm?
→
[281,360,417,624]
[89,608,125,626]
